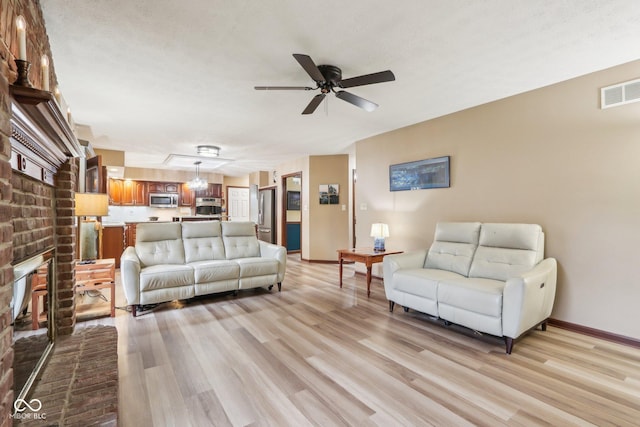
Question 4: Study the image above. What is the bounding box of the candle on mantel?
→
[16,16,27,60]
[54,86,62,105]
[41,55,49,91]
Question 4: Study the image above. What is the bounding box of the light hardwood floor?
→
[84,255,640,426]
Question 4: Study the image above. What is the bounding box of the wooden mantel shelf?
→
[9,85,83,185]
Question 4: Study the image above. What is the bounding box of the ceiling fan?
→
[255,54,395,115]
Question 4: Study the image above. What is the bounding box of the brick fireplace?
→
[1,1,83,424]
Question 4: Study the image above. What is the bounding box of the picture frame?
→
[319,184,339,205]
[389,156,450,191]
[286,191,301,210]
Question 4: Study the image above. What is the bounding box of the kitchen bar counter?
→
[172,216,222,222]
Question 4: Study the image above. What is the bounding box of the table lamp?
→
[370,223,389,252]
[75,193,109,261]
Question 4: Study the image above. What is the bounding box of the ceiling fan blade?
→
[255,86,314,90]
[293,54,326,83]
[302,94,326,115]
[335,91,378,112]
[338,70,395,88]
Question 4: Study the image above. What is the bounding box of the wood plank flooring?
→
[86,255,640,426]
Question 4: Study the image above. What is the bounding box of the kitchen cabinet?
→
[108,179,123,205]
[102,225,125,268]
[148,182,179,193]
[109,179,147,206]
[180,183,195,207]
[196,183,222,198]
[122,180,148,206]
[124,223,137,248]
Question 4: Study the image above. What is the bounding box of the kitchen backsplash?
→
[104,206,193,223]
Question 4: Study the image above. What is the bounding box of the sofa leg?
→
[444,320,451,326]
[389,301,395,312]
[541,320,547,331]
[403,306,409,313]
[277,282,282,292]
[131,305,138,318]
[268,285,274,291]
[505,337,514,354]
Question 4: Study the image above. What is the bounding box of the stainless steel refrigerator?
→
[257,188,276,243]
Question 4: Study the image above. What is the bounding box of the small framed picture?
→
[319,184,339,204]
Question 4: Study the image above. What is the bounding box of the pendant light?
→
[187,161,208,190]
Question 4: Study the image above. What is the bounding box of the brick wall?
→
[0,38,13,427]
[11,174,54,262]
[0,1,67,425]
[55,159,77,335]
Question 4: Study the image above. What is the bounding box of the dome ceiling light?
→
[197,145,220,157]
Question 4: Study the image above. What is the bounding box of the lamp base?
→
[13,59,33,87]
[373,238,386,252]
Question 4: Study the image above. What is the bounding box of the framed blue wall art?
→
[389,156,450,191]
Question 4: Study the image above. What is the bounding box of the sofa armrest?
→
[259,241,287,282]
[382,250,428,293]
[121,246,142,305]
[502,257,558,339]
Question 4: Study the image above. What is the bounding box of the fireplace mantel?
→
[9,85,83,184]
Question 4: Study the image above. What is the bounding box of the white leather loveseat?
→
[121,221,286,316]
[383,222,557,353]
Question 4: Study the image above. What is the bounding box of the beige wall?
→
[308,155,350,260]
[355,60,640,340]
[95,148,125,166]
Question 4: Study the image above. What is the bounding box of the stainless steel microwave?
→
[149,193,178,208]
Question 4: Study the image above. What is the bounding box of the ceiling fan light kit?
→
[255,53,395,115]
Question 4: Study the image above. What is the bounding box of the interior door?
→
[227,187,250,222]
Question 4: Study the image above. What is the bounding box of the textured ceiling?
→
[41,1,640,176]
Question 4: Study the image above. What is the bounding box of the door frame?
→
[281,172,302,254]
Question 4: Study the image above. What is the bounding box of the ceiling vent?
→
[600,78,640,109]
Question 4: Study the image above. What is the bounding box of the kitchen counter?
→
[172,216,222,222]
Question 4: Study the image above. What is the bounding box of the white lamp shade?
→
[370,223,389,238]
[75,193,109,216]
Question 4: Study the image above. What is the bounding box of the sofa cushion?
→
[139,264,194,291]
[235,257,279,278]
[135,223,185,267]
[469,223,543,281]
[222,222,261,259]
[394,268,464,300]
[424,222,481,276]
[189,260,239,283]
[438,277,505,317]
[182,221,226,262]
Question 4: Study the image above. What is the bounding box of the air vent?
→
[601,78,640,109]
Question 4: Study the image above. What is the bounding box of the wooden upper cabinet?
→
[135,181,148,205]
[195,183,222,198]
[108,178,123,205]
[121,180,135,205]
[165,183,179,193]
[108,179,147,206]
[148,182,179,193]
[148,182,164,193]
[210,183,222,198]
[180,183,194,207]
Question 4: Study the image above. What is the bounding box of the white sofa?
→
[383,222,557,353]
[121,221,286,316]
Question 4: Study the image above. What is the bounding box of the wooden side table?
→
[75,258,116,317]
[337,248,403,297]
